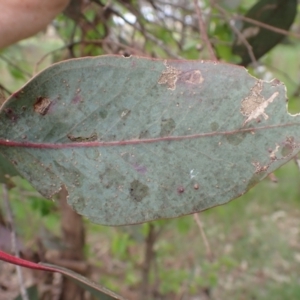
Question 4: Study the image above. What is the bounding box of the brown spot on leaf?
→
[177,186,185,194]
[130,180,149,202]
[67,132,98,142]
[34,97,51,115]
[4,108,17,121]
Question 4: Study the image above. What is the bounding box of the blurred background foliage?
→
[1,0,300,299]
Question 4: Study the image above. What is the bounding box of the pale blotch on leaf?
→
[158,61,181,90]
[241,80,279,125]
[269,144,280,160]
[180,70,204,85]
[120,109,131,119]
[34,97,51,115]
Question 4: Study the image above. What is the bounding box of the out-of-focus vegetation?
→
[1,0,300,299]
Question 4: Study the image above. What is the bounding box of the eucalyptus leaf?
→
[0,56,299,225]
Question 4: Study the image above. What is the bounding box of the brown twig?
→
[0,83,12,96]
[193,213,213,261]
[2,184,29,300]
[140,223,158,299]
[193,0,217,60]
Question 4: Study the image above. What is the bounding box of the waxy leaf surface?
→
[0,56,299,225]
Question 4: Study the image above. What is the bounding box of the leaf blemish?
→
[4,107,17,121]
[193,183,199,190]
[158,61,181,90]
[34,97,51,115]
[177,186,185,194]
[180,70,204,85]
[120,109,131,119]
[252,161,268,173]
[67,132,98,142]
[241,80,279,126]
[269,144,280,160]
[133,163,147,174]
[130,180,149,202]
[71,94,82,104]
[281,136,296,157]
[160,118,176,137]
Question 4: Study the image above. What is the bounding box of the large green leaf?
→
[0,56,299,225]
[232,0,297,66]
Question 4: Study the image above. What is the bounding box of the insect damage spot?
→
[130,180,149,202]
[160,118,176,136]
[281,136,296,157]
[34,97,51,115]
[158,61,181,90]
[252,161,268,174]
[180,70,204,85]
[67,132,98,142]
[269,144,280,160]
[241,80,278,126]
[120,108,131,119]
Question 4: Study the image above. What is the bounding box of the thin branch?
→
[193,213,213,261]
[140,223,157,298]
[211,1,258,67]
[193,0,217,60]
[235,14,300,40]
[0,55,32,78]
[0,83,12,96]
[2,184,29,300]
